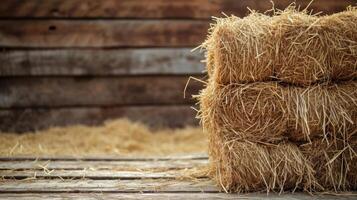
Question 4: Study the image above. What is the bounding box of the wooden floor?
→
[0,155,355,199]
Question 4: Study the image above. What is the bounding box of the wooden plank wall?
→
[0,0,355,132]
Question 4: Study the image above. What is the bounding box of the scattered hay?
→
[198,81,356,144]
[0,118,206,157]
[201,6,357,86]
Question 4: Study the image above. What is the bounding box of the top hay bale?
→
[202,7,357,86]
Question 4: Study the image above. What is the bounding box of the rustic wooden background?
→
[0,0,355,132]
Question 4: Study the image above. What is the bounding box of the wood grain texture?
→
[0,193,239,200]
[0,48,204,76]
[0,179,218,192]
[0,0,354,19]
[0,76,203,108]
[0,20,209,48]
[0,154,208,161]
[0,159,207,170]
[0,178,356,195]
[0,155,356,199]
[0,169,207,179]
[0,105,199,132]
[0,193,356,200]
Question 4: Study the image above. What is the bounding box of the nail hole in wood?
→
[48,25,57,31]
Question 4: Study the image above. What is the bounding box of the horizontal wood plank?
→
[0,105,199,132]
[0,178,218,192]
[0,0,354,19]
[0,159,207,170]
[0,193,355,200]
[0,193,237,200]
[0,76,203,108]
[0,20,209,48]
[0,48,204,76]
[0,154,208,161]
[0,169,207,179]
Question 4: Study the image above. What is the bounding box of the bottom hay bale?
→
[208,134,357,192]
[209,135,314,192]
[301,139,357,191]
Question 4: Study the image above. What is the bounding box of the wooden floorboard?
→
[0,159,208,170]
[0,155,356,199]
[0,169,206,179]
[3,193,357,200]
[0,154,208,161]
[0,192,356,200]
[0,178,218,192]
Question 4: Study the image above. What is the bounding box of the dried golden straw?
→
[201,7,357,86]
[198,81,356,143]
[198,5,357,193]
[207,135,357,192]
[0,119,206,157]
[301,138,357,191]
[209,139,314,193]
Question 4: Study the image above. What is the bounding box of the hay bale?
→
[199,82,287,144]
[272,10,327,85]
[322,8,357,81]
[275,7,357,85]
[286,81,357,142]
[198,6,357,193]
[208,137,315,192]
[301,138,357,191]
[198,81,357,143]
[203,12,275,84]
[208,132,357,192]
[202,7,357,86]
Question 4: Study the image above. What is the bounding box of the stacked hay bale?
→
[198,7,357,193]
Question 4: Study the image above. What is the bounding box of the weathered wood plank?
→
[0,159,208,170]
[0,154,208,161]
[0,20,209,48]
[0,179,218,192]
[0,48,204,76]
[0,193,237,200]
[0,105,199,132]
[0,0,354,19]
[0,169,206,179]
[0,193,355,200]
[0,76,203,108]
